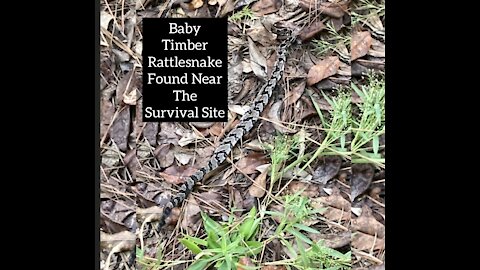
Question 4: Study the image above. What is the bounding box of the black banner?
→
[142,18,228,122]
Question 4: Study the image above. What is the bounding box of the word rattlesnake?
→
[155,29,297,231]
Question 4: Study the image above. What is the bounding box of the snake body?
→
[156,31,297,230]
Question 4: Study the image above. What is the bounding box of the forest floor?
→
[100,1,385,269]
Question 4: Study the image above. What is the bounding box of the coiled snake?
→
[154,28,298,232]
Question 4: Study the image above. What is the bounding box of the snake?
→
[154,28,298,232]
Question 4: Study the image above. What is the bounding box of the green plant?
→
[312,22,351,60]
[351,0,385,27]
[300,90,352,170]
[264,192,350,269]
[229,5,256,22]
[350,73,385,167]
[180,207,262,270]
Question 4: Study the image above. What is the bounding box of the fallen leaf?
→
[309,232,351,249]
[229,104,250,115]
[248,38,267,79]
[299,19,326,41]
[208,122,224,137]
[355,58,384,71]
[249,168,268,197]
[306,56,340,86]
[174,152,193,165]
[312,155,343,184]
[100,97,115,141]
[143,122,159,146]
[100,11,114,30]
[160,165,198,185]
[158,122,180,145]
[285,81,306,106]
[123,148,136,169]
[252,0,282,16]
[100,199,136,233]
[367,14,385,32]
[352,231,385,251]
[235,152,269,174]
[116,69,135,103]
[322,206,350,221]
[101,147,120,168]
[311,187,350,211]
[351,31,372,61]
[109,106,130,151]
[351,163,374,201]
[247,20,277,47]
[237,257,255,270]
[298,0,349,18]
[368,39,385,58]
[154,144,175,168]
[100,231,135,250]
[181,196,202,232]
[268,101,295,134]
[123,87,137,105]
[190,0,204,9]
[178,131,202,147]
[287,181,319,197]
[351,204,385,238]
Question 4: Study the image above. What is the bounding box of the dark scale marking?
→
[151,29,297,233]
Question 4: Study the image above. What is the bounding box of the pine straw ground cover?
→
[99,0,385,269]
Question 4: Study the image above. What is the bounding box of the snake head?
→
[272,22,301,44]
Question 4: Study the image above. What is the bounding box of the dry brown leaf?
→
[309,232,351,249]
[174,152,192,165]
[232,187,244,215]
[178,131,202,147]
[352,231,385,251]
[143,122,159,146]
[247,25,277,47]
[312,155,342,184]
[154,144,175,168]
[287,181,319,197]
[267,101,295,134]
[116,69,135,103]
[235,152,269,174]
[248,38,267,79]
[351,163,374,201]
[160,165,197,184]
[100,97,115,140]
[298,0,349,18]
[123,88,137,105]
[181,196,202,231]
[351,205,385,238]
[158,122,180,145]
[249,168,268,197]
[285,81,306,106]
[237,257,255,270]
[100,10,114,30]
[252,0,282,16]
[299,19,326,41]
[351,31,372,61]
[311,188,350,211]
[100,231,135,250]
[209,122,224,137]
[109,106,130,151]
[190,0,204,9]
[306,56,340,86]
[368,39,385,58]
[322,206,350,221]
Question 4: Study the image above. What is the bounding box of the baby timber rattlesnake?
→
[154,28,298,232]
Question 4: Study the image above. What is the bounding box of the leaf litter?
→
[99,0,386,269]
